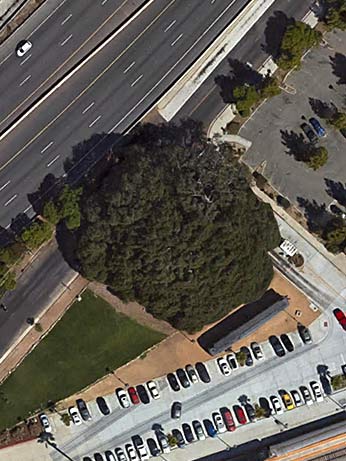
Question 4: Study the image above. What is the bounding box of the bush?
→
[277,195,291,209]
[34,323,43,333]
[307,146,328,170]
[260,76,281,99]
[236,350,247,367]
[233,84,261,117]
[60,413,71,426]
[253,172,267,190]
[43,201,60,226]
[225,121,241,135]
[331,374,346,390]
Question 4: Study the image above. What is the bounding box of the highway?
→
[0,0,146,131]
[0,0,250,228]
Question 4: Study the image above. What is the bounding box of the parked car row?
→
[269,326,312,358]
[216,342,264,375]
[116,381,160,408]
[166,363,211,391]
[301,116,326,144]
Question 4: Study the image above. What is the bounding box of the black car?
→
[240,346,253,366]
[96,396,110,416]
[182,423,194,443]
[147,438,161,457]
[280,334,294,352]
[171,401,182,419]
[298,324,312,344]
[268,335,286,357]
[94,454,103,461]
[76,398,92,421]
[172,428,185,448]
[136,384,150,404]
[83,458,92,461]
[176,368,190,388]
[301,122,318,143]
[258,397,272,417]
[167,373,180,391]
[195,362,211,383]
[105,451,116,461]
[243,403,256,422]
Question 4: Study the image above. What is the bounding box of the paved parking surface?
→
[241,29,346,210]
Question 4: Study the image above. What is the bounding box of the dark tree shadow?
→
[309,97,337,119]
[9,213,32,237]
[215,58,263,104]
[330,53,346,85]
[280,129,311,162]
[262,11,294,59]
[297,197,333,233]
[238,394,249,405]
[55,222,80,272]
[27,173,63,215]
[325,178,346,207]
[0,226,16,248]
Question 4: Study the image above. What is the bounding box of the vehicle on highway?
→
[172,428,185,448]
[39,413,52,433]
[167,373,180,392]
[240,346,253,366]
[185,364,199,383]
[258,397,272,417]
[270,395,284,414]
[204,419,217,437]
[309,117,326,137]
[96,396,111,416]
[105,451,116,461]
[68,406,82,425]
[320,375,332,395]
[16,39,32,57]
[192,420,206,440]
[301,122,318,143]
[310,381,324,402]
[280,392,295,410]
[146,439,160,457]
[125,443,139,461]
[136,384,150,404]
[195,362,211,383]
[226,352,239,370]
[116,388,130,408]
[171,401,182,419]
[298,325,313,344]
[114,448,127,461]
[146,380,160,399]
[299,386,314,405]
[156,432,170,453]
[76,398,92,421]
[269,336,286,357]
[250,342,264,360]
[290,389,303,407]
[280,334,294,352]
[128,387,140,405]
[333,308,346,331]
[233,405,247,424]
[217,357,231,376]
[182,423,195,442]
[176,368,190,388]
[132,435,149,461]
[212,411,226,433]
[220,406,236,431]
[244,403,256,422]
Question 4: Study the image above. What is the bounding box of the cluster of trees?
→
[42,185,82,230]
[323,219,346,254]
[75,122,280,332]
[325,0,346,31]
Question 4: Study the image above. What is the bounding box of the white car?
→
[290,389,304,407]
[16,40,32,57]
[217,357,231,376]
[146,380,160,399]
[300,386,314,405]
[250,342,264,360]
[136,444,149,461]
[116,388,130,408]
[115,448,127,461]
[105,452,116,461]
[156,432,170,454]
[126,444,139,461]
[68,406,82,425]
[226,352,239,370]
[310,381,324,402]
[39,413,52,433]
[212,411,226,433]
[185,364,199,383]
[270,395,284,415]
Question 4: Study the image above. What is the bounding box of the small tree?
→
[43,201,60,226]
[233,84,261,116]
[58,185,83,230]
[34,322,43,333]
[260,76,281,99]
[254,403,267,419]
[307,146,328,170]
[331,374,346,390]
[60,413,71,426]
[0,242,25,266]
[21,220,53,250]
[236,350,247,367]
[325,225,346,253]
[329,111,346,130]
[167,433,177,447]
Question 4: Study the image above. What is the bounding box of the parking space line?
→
[4,194,17,207]
[60,34,73,47]
[46,154,60,168]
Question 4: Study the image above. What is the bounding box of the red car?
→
[233,405,247,425]
[220,407,236,432]
[128,386,140,405]
[333,308,346,331]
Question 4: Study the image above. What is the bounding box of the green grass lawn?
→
[0,289,165,430]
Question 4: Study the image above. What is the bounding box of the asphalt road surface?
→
[0,0,250,228]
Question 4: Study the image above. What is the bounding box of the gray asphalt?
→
[0,0,147,131]
[0,0,250,227]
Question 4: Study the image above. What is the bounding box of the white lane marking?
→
[23,204,33,214]
[171,33,183,47]
[131,74,143,87]
[40,141,54,154]
[82,102,95,114]
[20,54,32,66]
[4,194,17,207]
[123,61,135,74]
[101,0,109,4]
[0,180,10,191]
[61,13,72,25]
[89,115,102,128]
[164,19,176,32]
[19,75,31,86]
[60,34,73,47]
[46,154,60,167]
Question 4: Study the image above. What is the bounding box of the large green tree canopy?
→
[76,122,280,332]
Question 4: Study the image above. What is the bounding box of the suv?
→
[167,373,180,392]
[176,368,190,388]
[76,398,92,421]
[280,334,294,352]
[301,122,318,143]
[269,336,286,357]
[298,325,312,344]
[309,117,326,137]
[171,401,182,419]
[96,396,110,416]
[16,39,32,57]
[195,362,211,383]
[136,385,150,404]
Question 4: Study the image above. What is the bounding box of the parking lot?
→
[241,29,346,212]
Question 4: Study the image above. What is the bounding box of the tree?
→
[167,433,178,447]
[260,76,281,99]
[43,201,60,225]
[325,0,346,30]
[60,413,71,426]
[329,111,346,130]
[0,242,25,266]
[254,403,267,419]
[331,374,346,390]
[277,21,322,70]
[307,146,328,170]
[324,225,346,253]
[58,186,83,230]
[233,84,261,116]
[21,220,53,250]
[76,122,280,332]
[236,350,247,367]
